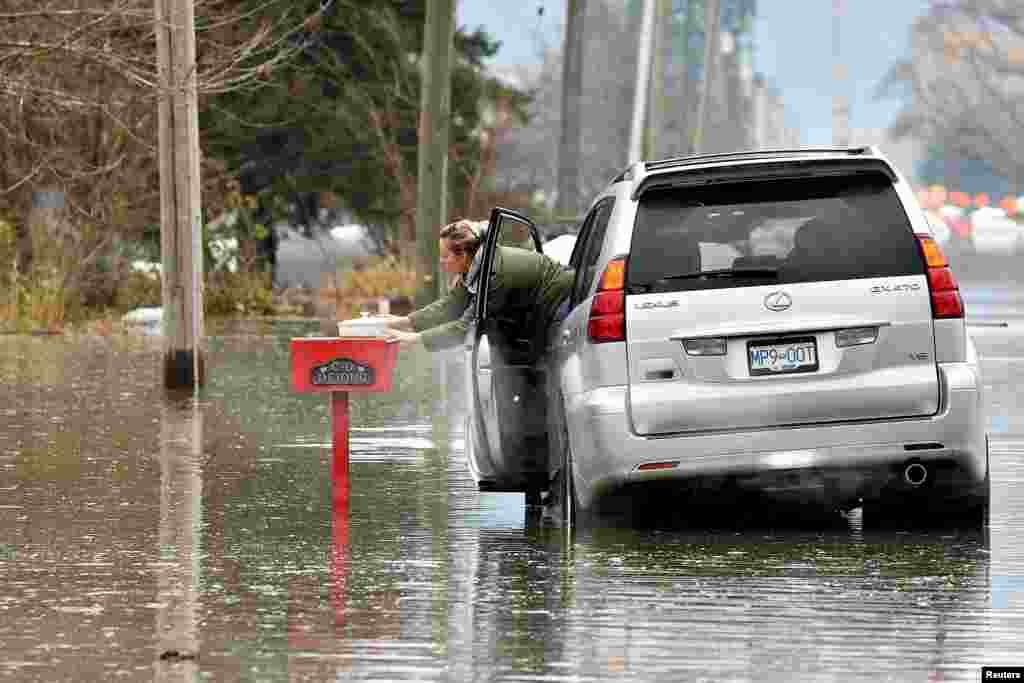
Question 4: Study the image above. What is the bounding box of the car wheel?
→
[962,486,990,529]
[464,416,475,461]
[962,452,991,529]
[864,480,989,530]
[947,440,992,529]
[548,427,580,529]
[525,483,543,507]
[562,439,577,528]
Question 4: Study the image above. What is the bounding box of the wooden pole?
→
[628,0,657,165]
[414,0,456,308]
[557,0,586,217]
[647,0,670,159]
[832,0,850,147]
[692,0,721,155]
[155,0,205,389]
[678,0,698,155]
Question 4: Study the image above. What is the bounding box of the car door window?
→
[567,211,597,305]
[496,215,538,251]
[477,209,540,322]
[567,215,593,271]
[572,199,615,304]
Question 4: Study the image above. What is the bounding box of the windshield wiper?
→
[626,268,778,292]
[652,267,780,283]
[630,267,779,293]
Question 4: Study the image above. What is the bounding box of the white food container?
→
[337,314,391,337]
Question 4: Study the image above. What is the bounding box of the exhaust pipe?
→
[903,461,928,486]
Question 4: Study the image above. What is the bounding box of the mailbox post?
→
[290,337,400,504]
[291,336,399,630]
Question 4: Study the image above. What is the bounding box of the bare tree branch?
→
[882,1,1024,181]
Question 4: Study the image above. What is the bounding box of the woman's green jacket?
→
[408,246,574,352]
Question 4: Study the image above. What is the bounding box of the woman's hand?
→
[386,329,421,349]
[379,315,412,331]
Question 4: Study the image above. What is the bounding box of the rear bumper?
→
[565,361,988,511]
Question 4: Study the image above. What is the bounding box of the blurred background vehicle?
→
[939,205,971,242]
[542,233,578,266]
[969,207,1024,255]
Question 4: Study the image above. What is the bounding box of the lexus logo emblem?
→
[764,291,792,312]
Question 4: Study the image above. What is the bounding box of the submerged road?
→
[0,273,1021,681]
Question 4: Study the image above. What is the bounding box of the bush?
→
[334,255,417,319]
[0,269,66,332]
[0,220,14,326]
[112,271,163,312]
[205,271,275,317]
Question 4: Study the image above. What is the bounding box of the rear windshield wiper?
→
[650,267,780,283]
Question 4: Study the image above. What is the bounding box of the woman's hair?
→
[439,219,484,257]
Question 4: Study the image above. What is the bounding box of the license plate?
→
[747,337,818,376]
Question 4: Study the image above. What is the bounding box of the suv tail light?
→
[587,256,627,343]
[916,234,964,319]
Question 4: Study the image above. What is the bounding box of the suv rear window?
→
[627,173,925,293]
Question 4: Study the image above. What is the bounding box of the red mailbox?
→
[290,336,399,505]
[291,337,399,395]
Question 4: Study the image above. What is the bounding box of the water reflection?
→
[550,523,990,682]
[154,394,203,681]
[1,319,1022,681]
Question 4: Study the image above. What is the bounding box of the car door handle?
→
[561,328,575,346]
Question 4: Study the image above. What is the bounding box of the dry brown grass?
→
[0,225,420,333]
[330,255,417,319]
[0,270,67,334]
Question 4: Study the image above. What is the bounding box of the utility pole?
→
[155,0,205,390]
[415,0,456,307]
[677,0,697,155]
[832,0,850,147]
[752,73,766,150]
[557,0,586,218]
[628,0,657,165]
[647,0,670,160]
[692,0,721,155]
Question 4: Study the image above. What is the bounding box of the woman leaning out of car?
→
[383,219,574,355]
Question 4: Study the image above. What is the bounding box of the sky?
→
[456,0,931,147]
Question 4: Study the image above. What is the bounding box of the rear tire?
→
[961,468,991,529]
[864,483,989,530]
[866,444,991,530]
[560,435,582,528]
[525,485,543,507]
[464,416,476,461]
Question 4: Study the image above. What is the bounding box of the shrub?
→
[205,271,275,317]
[1,268,67,332]
[334,255,417,319]
[112,271,163,312]
[0,220,14,326]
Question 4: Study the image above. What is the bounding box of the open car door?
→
[464,208,548,499]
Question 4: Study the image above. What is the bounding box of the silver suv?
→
[464,147,990,527]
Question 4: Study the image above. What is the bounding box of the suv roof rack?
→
[642,147,874,174]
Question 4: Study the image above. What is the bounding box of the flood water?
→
[2,280,1024,682]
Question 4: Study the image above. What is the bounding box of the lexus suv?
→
[463,147,990,527]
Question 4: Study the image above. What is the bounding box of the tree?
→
[492,0,758,220]
[880,1,1024,185]
[0,0,322,312]
[494,0,637,217]
[200,0,529,263]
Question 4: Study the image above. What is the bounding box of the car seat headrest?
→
[792,218,837,254]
